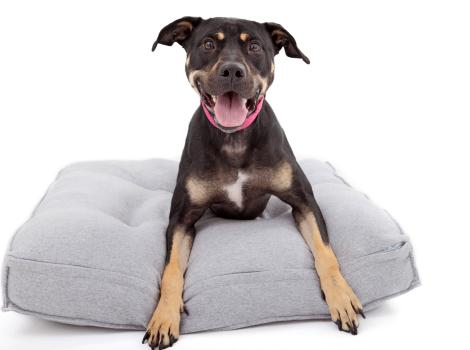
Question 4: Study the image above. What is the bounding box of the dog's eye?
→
[202,39,215,50]
[248,41,262,52]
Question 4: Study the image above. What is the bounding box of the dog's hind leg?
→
[143,185,206,349]
[272,162,365,335]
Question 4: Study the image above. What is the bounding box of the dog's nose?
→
[218,62,246,80]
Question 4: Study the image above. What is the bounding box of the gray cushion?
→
[1,159,419,333]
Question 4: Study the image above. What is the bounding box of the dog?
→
[142,17,365,349]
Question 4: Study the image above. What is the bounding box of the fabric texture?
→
[1,159,420,333]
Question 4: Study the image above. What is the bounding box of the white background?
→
[1,0,469,349]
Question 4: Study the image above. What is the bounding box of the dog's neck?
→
[221,133,249,159]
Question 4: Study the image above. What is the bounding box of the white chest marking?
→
[223,171,249,209]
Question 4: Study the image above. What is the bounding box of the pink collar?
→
[201,96,265,133]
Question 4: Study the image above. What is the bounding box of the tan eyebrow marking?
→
[240,33,250,41]
[215,32,225,40]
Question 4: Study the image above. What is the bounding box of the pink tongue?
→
[214,93,248,127]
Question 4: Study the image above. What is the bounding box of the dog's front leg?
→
[143,186,206,349]
[273,163,365,334]
[292,207,365,334]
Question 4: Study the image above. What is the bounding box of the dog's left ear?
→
[264,22,310,64]
[152,16,203,52]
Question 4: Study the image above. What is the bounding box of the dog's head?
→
[153,17,309,132]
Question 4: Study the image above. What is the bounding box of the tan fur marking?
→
[240,33,250,41]
[186,177,208,205]
[185,54,191,68]
[187,69,201,91]
[298,213,336,271]
[215,32,225,40]
[161,227,185,303]
[186,177,217,205]
[187,68,210,95]
[178,234,193,271]
[297,212,363,332]
[145,226,190,346]
[258,75,269,94]
[270,161,293,192]
[188,61,218,92]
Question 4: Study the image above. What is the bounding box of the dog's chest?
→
[186,161,292,213]
[222,170,250,208]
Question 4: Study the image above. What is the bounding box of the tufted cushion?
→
[1,159,419,332]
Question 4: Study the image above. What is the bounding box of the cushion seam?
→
[182,275,420,334]
[184,240,411,292]
[3,300,143,329]
[6,254,159,288]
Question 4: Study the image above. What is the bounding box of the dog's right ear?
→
[152,16,203,52]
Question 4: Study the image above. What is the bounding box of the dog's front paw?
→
[321,274,365,335]
[142,302,182,349]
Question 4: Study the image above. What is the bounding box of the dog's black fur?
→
[142,17,364,350]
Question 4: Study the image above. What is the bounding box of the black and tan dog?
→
[142,17,365,349]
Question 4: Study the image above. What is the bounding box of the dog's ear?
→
[264,22,310,64]
[152,16,203,51]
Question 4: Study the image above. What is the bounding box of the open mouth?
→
[197,81,261,132]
